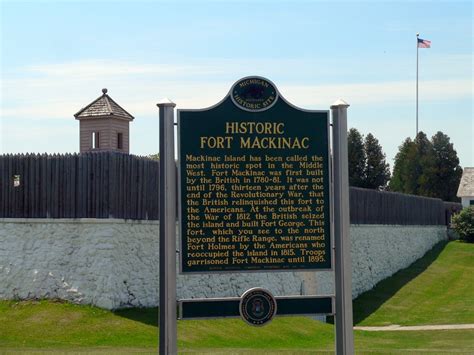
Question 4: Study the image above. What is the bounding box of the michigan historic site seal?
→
[239,288,277,326]
[231,76,278,112]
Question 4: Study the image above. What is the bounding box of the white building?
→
[457,167,474,207]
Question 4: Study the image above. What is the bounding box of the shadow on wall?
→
[350,240,448,325]
[113,241,448,327]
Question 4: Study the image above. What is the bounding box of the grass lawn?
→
[353,240,474,326]
[0,241,473,353]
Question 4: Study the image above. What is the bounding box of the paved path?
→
[354,324,474,331]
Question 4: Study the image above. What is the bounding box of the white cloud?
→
[25,60,224,78]
[1,65,471,120]
[282,79,473,107]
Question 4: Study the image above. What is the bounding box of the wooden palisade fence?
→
[0,152,159,220]
[349,187,460,225]
[0,153,462,224]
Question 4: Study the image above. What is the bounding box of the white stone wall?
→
[0,219,446,309]
[0,219,160,309]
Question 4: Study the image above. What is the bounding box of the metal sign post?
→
[157,99,177,355]
[331,99,354,355]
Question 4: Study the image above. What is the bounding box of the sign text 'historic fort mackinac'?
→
[178,77,332,273]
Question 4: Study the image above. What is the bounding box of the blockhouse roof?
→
[74,88,134,120]
[457,167,474,197]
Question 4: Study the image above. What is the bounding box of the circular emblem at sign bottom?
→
[239,288,277,326]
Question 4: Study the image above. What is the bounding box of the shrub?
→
[451,207,474,243]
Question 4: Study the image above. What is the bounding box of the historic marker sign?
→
[178,76,331,273]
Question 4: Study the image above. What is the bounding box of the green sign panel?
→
[179,295,334,319]
[178,76,331,273]
[180,298,241,319]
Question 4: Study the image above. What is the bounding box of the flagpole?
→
[416,33,419,136]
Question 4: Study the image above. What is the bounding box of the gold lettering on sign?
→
[184,148,327,269]
[199,121,310,150]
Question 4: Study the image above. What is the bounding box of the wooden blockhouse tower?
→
[74,88,134,153]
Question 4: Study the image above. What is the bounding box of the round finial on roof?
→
[102,88,108,94]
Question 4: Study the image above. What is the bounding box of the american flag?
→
[417,38,431,48]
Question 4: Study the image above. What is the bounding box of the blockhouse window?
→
[117,133,123,150]
[92,132,100,149]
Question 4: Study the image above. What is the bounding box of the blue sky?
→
[1,0,472,168]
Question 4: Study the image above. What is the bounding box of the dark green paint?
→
[277,297,333,315]
[179,297,333,319]
[179,85,331,273]
[181,299,241,319]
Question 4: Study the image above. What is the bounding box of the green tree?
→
[427,132,463,201]
[389,131,461,201]
[389,132,433,195]
[411,131,435,197]
[389,137,415,193]
[347,128,366,187]
[347,128,390,190]
[363,133,391,189]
